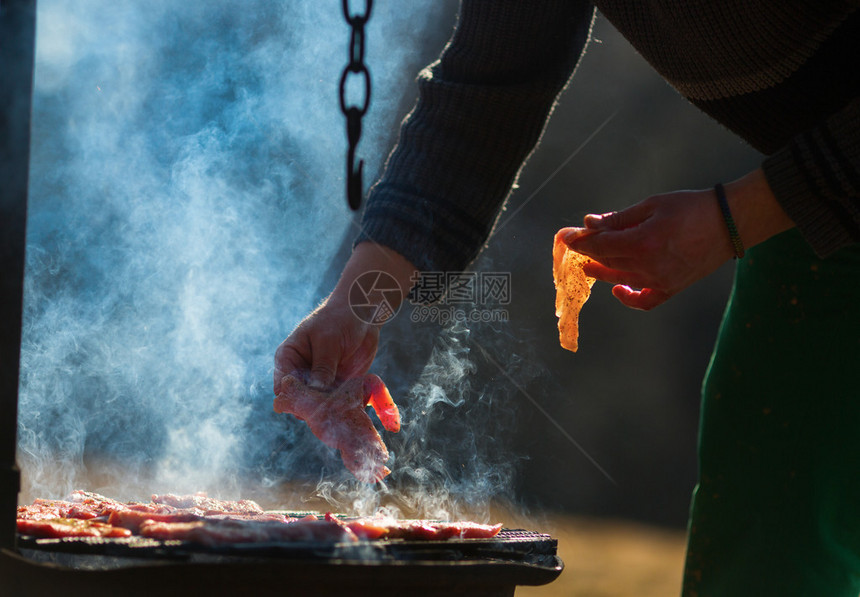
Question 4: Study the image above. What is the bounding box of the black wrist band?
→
[715,183,745,259]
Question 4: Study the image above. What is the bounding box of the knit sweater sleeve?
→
[762,96,860,257]
[355,0,595,273]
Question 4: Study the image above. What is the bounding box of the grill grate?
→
[17,527,557,562]
[12,515,563,595]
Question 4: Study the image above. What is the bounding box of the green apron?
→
[683,229,860,596]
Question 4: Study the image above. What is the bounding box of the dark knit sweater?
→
[357,0,860,272]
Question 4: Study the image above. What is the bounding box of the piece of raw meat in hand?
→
[274,372,400,483]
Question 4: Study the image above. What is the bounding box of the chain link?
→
[339,0,372,211]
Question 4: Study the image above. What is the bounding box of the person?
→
[275,2,860,594]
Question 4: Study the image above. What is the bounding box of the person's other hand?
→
[274,295,380,391]
[564,188,731,310]
[273,242,417,392]
[565,169,793,310]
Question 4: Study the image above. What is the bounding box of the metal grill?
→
[11,520,562,597]
[17,522,559,568]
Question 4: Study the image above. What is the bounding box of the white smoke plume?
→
[18,0,460,503]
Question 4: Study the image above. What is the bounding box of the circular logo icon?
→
[348,270,402,325]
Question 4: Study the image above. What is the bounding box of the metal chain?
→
[339,0,372,211]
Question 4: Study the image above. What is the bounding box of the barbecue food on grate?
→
[17,492,156,522]
[108,506,210,533]
[17,499,76,521]
[384,520,503,539]
[553,229,595,352]
[16,517,132,539]
[151,493,265,513]
[17,492,503,545]
[17,492,284,539]
[139,516,358,546]
[332,513,503,540]
[274,372,400,483]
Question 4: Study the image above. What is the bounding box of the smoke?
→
[309,307,533,523]
[20,0,527,523]
[18,0,459,503]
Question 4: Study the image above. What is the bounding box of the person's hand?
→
[273,242,417,392]
[565,168,794,310]
[274,295,380,391]
[564,188,731,310]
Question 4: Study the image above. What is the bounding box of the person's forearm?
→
[330,241,418,310]
[760,97,860,258]
[725,167,795,251]
[356,1,595,275]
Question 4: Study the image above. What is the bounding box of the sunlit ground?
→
[515,514,686,597]
[17,460,687,596]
